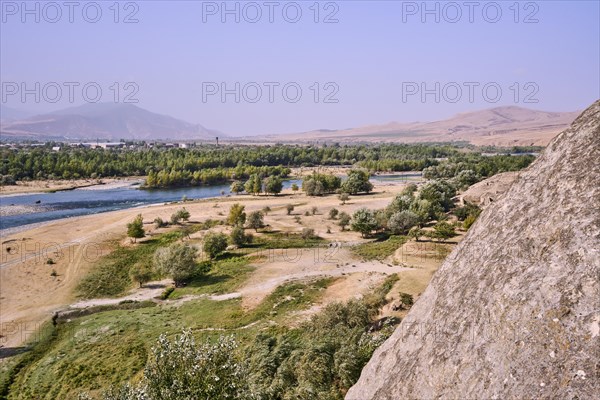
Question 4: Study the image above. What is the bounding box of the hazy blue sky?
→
[1,0,599,135]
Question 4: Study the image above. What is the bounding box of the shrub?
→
[338,212,351,231]
[399,292,414,308]
[351,208,378,237]
[126,214,145,243]
[202,232,228,259]
[311,206,318,215]
[154,242,200,286]
[227,203,246,226]
[230,225,247,247]
[154,217,167,228]
[130,263,153,288]
[286,204,294,215]
[301,228,315,239]
[46,258,55,265]
[339,192,350,205]
[328,208,339,219]
[388,211,419,234]
[247,211,265,232]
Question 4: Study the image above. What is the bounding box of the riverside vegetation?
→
[0,143,537,399]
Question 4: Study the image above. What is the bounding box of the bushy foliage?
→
[338,212,351,230]
[202,232,228,259]
[302,173,341,196]
[263,176,283,195]
[388,211,419,234]
[341,169,373,195]
[246,211,265,232]
[154,243,199,286]
[351,208,378,237]
[230,180,245,194]
[230,226,248,247]
[127,214,145,242]
[227,203,246,226]
[328,208,339,219]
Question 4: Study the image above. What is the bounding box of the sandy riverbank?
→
[0,177,143,196]
[0,178,446,349]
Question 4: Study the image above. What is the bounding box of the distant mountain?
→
[258,106,580,146]
[0,105,32,122]
[0,103,220,141]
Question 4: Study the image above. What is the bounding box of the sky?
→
[1,0,599,136]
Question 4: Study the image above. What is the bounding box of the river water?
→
[0,173,422,232]
[0,180,302,231]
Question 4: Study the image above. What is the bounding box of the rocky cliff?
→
[346,100,600,399]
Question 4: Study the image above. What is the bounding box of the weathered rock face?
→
[346,100,600,400]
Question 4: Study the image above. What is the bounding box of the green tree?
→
[230,180,245,194]
[129,263,153,288]
[247,211,265,232]
[202,232,228,259]
[230,225,247,247]
[154,243,199,287]
[339,192,350,205]
[291,183,299,193]
[329,208,339,220]
[341,169,373,195]
[126,214,145,243]
[263,176,283,195]
[351,208,378,237]
[407,226,425,242]
[431,221,456,242]
[245,174,262,195]
[388,211,419,234]
[227,203,246,226]
[338,212,351,231]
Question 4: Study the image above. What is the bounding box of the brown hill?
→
[0,103,220,141]
[346,100,600,399]
[260,106,579,146]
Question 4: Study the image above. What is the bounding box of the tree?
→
[230,180,245,195]
[431,221,456,242]
[202,232,228,259]
[407,226,425,242]
[127,214,145,243]
[418,180,456,212]
[245,174,262,195]
[230,225,247,247]
[302,178,324,196]
[339,192,350,205]
[286,204,294,215]
[291,183,299,193]
[247,211,265,232]
[338,212,351,231]
[311,206,318,215]
[263,176,283,195]
[227,203,246,226]
[154,243,199,287]
[351,208,378,237]
[130,263,153,288]
[341,169,373,195]
[328,208,339,220]
[388,211,419,235]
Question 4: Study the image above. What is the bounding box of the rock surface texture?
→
[346,100,600,400]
